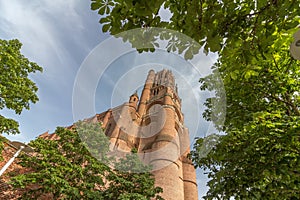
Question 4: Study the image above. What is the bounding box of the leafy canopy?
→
[0,39,42,135]
[91,0,299,58]
[10,121,163,200]
[192,33,300,199]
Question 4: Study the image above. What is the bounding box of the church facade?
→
[90,69,198,200]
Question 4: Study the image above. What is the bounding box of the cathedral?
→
[1,69,198,199]
[88,69,198,200]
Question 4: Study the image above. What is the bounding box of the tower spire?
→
[137,70,155,115]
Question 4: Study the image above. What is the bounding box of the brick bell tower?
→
[95,69,198,200]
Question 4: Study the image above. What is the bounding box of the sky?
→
[0,0,223,198]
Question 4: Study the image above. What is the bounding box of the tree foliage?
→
[192,8,300,200]
[91,0,300,199]
[91,0,299,58]
[0,39,42,135]
[193,40,300,198]
[10,121,163,199]
[104,148,163,200]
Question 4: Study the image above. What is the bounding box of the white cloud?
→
[0,0,96,80]
[0,0,103,141]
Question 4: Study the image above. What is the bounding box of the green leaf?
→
[91,2,100,10]
[102,24,110,32]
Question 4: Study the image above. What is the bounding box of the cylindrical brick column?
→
[149,104,184,200]
[150,140,183,200]
[182,158,198,200]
